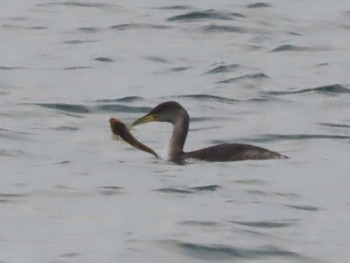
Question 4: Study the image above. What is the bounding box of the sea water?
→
[1,1,350,262]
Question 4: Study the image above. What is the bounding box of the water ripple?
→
[205,63,240,74]
[266,84,350,96]
[217,73,268,83]
[176,94,237,104]
[174,241,310,261]
[155,185,221,194]
[285,205,320,211]
[271,44,311,52]
[37,103,90,114]
[245,133,350,143]
[247,2,272,8]
[232,219,297,228]
[110,23,169,31]
[203,25,246,33]
[167,10,238,22]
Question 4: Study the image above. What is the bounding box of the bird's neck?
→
[167,113,189,160]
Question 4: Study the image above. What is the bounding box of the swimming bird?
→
[132,101,287,162]
[109,118,158,158]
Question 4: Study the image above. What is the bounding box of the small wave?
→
[271,44,311,52]
[96,104,151,113]
[37,2,111,8]
[246,133,350,143]
[110,23,168,31]
[94,57,114,62]
[77,27,99,33]
[175,241,308,261]
[217,73,268,84]
[180,220,220,227]
[0,192,28,203]
[189,185,221,191]
[155,187,193,194]
[247,2,272,8]
[63,39,97,45]
[155,185,221,194]
[319,122,350,129]
[51,126,79,131]
[203,25,246,33]
[63,66,91,70]
[96,186,124,196]
[156,5,192,10]
[37,103,90,113]
[267,84,350,96]
[167,10,235,22]
[0,66,26,70]
[232,219,297,228]
[176,94,237,104]
[144,55,170,64]
[286,205,320,211]
[205,63,240,74]
[94,96,143,103]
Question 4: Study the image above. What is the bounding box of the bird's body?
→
[132,101,287,162]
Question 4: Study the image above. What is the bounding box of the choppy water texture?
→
[1,1,350,262]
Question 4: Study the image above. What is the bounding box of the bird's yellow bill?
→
[132,114,157,126]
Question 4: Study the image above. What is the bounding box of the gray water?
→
[1,1,350,262]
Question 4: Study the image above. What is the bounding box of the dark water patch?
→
[205,63,240,74]
[96,104,151,113]
[203,25,246,33]
[232,219,297,228]
[94,96,143,103]
[60,252,79,258]
[63,39,97,45]
[0,66,26,70]
[37,103,90,114]
[319,122,350,129]
[246,189,270,196]
[2,24,47,31]
[167,10,235,22]
[190,117,213,123]
[271,44,311,52]
[51,126,79,131]
[247,2,272,8]
[315,62,329,67]
[0,193,27,203]
[176,94,237,104]
[110,23,168,30]
[155,185,220,194]
[38,2,110,8]
[78,26,99,33]
[94,57,114,62]
[144,56,170,64]
[288,31,303,36]
[180,220,220,227]
[169,66,191,72]
[55,160,72,165]
[246,133,350,143]
[155,187,193,194]
[176,241,308,261]
[63,66,91,70]
[234,179,267,185]
[156,5,192,10]
[266,84,350,96]
[217,73,268,84]
[190,185,221,192]
[286,205,320,211]
[274,192,300,198]
[97,186,123,196]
